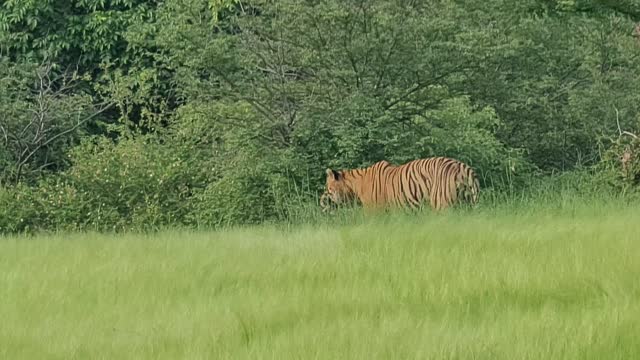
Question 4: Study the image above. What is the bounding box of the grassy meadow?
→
[2,197,640,359]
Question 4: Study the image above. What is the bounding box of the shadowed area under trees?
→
[1,0,640,232]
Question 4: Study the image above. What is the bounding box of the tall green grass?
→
[2,195,639,359]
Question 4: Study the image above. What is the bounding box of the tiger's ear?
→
[326,168,340,180]
[326,168,334,179]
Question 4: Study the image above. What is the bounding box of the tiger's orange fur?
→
[322,157,479,211]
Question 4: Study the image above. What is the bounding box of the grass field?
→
[2,199,640,359]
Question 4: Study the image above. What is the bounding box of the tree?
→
[153,0,519,189]
[0,59,112,184]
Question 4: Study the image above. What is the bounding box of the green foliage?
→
[155,0,527,184]
[189,159,289,227]
[0,179,86,233]
[62,135,209,231]
[456,0,640,170]
[0,0,156,66]
[2,0,640,232]
[0,58,100,184]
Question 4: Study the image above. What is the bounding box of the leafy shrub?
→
[0,179,87,234]
[62,135,208,231]
[187,148,316,228]
[190,167,282,228]
[0,59,98,184]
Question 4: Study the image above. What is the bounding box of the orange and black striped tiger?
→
[320,157,479,211]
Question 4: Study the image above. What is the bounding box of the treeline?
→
[1,0,640,233]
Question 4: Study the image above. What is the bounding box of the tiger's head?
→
[324,168,355,208]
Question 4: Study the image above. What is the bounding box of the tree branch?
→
[17,102,114,171]
[383,66,465,111]
[614,106,638,139]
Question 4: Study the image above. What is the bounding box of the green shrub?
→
[188,151,310,228]
[62,135,206,231]
[0,179,88,234]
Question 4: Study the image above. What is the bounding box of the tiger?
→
[320,157,480,212]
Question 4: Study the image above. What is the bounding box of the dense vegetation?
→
[2,199,640,358]
[2,0,640,232]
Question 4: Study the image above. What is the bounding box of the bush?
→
[0,179,87,234]
[188,150,317,228]
[1,132,218,234]
[61,135,209,231]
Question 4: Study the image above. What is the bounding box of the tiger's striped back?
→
[323,157,479,211]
